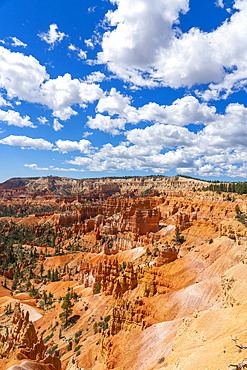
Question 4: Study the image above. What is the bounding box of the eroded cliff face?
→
[0,303,60,370]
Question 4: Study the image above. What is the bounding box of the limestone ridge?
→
[0,303,61,370]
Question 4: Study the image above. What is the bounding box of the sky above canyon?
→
[0,0,247,182]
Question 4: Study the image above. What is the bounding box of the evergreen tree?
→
[60,293,73,325]
[43,290,48,305]
[12,273,18,290]
[173,226,184,244]
[235,204,241,214]
[40,263,44,278]
[47,269,51,280]
[48,291,53,306]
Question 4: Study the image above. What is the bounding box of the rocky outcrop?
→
[219,219,247,240]
[156,245,178,267]
[65,356,84,370]
[78,259,160,298]
[109,296,151,335]
[176,211,197,231]
[0,303,61,370]
[78,259,138,297]
[221,275,236,308]
[3,267,14,280]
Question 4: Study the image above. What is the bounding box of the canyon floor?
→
[0,175,246,370]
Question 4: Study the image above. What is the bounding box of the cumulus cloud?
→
[87,114,126,135]
[96,0,247,98]
[55,139,93,154]
[98,0,189,68]
[0,94,11,107]
[64,99,247,177]
[86,71,106,83]
[126,123,196,148]
[39,73,102,120]
[0,135,54,150]
[0,109,35,128]
[0,47,103,120]
[96,88,131,116]
[10,37,27,48]
[90,92,217,134]
[38,24,67,48]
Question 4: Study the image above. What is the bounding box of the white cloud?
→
[85,39,94,49]
[55,139,93,153]
[83,131,93,138]
[133,96,216,126]
[0,47,103,120]
[11,37,27,48]
[92,92,217,132]
[0,94,11,107]
[68,44,77,51]
[39,73,103,120]
[99,0,189,67]
[97,0,189,85]
[0,109,35,128]
[53,118,63,131]
[87,114,126,135]
[215,0,224,8]
[0,135,54,150]
[24,163,49,170]
[126,123,196,148]
[64,99,247,177]
[86,71,106,83]
[88,6,96,13]
[96,88,131,116]
[38,24,67,48]
[66,156,93,166]
[24,163,84,172]
[37,116,49,125]
[96,0,247,98]
[78,49,87,59]
[0,46,48,100]
[68,44,87,60]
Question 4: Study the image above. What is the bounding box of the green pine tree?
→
[60,293,73,326]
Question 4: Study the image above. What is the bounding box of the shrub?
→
[209,238,213,244]
[43,333,53,344]
[158,357,164,364]
[74,345,82,352]
[104,315,110,323]
[94,282,101,294]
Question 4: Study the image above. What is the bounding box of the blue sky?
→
[1,0,247,182]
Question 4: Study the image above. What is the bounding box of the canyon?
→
[0,175,246,370]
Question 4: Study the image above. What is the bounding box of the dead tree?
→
[224,337,247,369]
